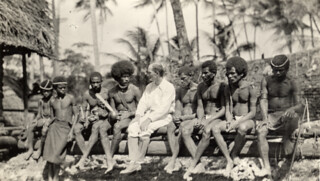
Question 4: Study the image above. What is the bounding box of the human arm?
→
[285,80,303,117]
[67,95,79,142]
[206,84,226,124]
[257,77,269,129]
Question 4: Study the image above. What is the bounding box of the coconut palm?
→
[75,0,117,71]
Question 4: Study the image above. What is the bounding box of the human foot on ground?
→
[120,162,141,174]
[224,161,234,178]
[24,150,33,160]
[233,157,241,165]
[191,162,206,174]
[104,159,117,174]
[32,149,42,160]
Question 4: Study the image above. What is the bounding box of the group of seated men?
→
[25,54,303,180]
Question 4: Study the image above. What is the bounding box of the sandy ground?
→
[0,152,319,181]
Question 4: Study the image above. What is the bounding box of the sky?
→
[57,0,312,75]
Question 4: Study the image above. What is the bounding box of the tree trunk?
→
[212,0,216,57]
[90,0,100,72]
[310,13,314,48]
[169,0,193,65]
[52,0,60,77]
[254,25,256,60]
[195,0,200,61]
[151,0,165,58]
[165,0,171,55]
[0,53,3,123]
[22,54,28,126]
[39,56,44,82]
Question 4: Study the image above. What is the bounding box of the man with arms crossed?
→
[120,63,175,174]
[165,66,198,173]
[108,61,141,156]
[257,55,302,177]
[185,60,225,177]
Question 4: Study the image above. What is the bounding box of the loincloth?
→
[267,111,298,130]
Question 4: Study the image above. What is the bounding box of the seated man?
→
[186,60,225,176]
[210,57,257,177]
[25,80,53,160]
[165,66,198,173]
[256,55,303,176]
[74,72,109,169]
[108,61,141,156]
[120,63,175,174]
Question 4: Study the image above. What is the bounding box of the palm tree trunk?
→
[195,0,200,61]
[242,16,252,60]
[221,0,240,56]
[90,0,100,72]
[0,53,3,122]
[212,0,216,57]
[170,0,193,65]
[312,16,320,35]
[309,13,314,48]
[22,54,28,125]
[151,0,165,57]
[165,0,171,55]
[39,56,44,82]
[253,24,256,60]
[52,0,60,77]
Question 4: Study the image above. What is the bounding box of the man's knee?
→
[167,122,177,133]
[237,122,252,135]
[211,126,221,135]
[181,126,193,137]
[256,126,268,139]
[202,127,211,140]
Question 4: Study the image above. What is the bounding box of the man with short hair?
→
[257,55,302,176]
[120,63,175,174]
[165,66,198,174]
[185,60,225,177]
[43,76,78,181]
[108,61,141,157]
[74,72,110,170]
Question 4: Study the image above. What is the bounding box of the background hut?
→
[0,0,54,126]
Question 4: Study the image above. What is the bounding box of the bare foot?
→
[75,159,88,170]
[32,149,42,160]
[191,163,205,174]
[24,150,33,160]
[164,160,175,173]
[183,169,192,180]
[224,161,234,178]
[104,159,116,174]
[256,168,272,177]
[233,157,240,165]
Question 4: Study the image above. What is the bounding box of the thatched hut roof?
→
[0,0,54,57]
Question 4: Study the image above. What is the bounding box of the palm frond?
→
[116,38,139,59]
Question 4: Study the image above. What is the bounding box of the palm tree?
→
[170,0,193,65]
[52,0,61,76]
[75,0,117,71]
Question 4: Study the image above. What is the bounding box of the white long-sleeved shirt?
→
[135,78,175,122]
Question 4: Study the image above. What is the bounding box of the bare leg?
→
[231,120,254,165]
[212,121,233,177]
[75,122,100,169]
[25,125,36,160]
[99,121,115,174]
[181,120,196,158]
[110,118,131,156]
[73,123,86,154]
[283,116,299,156]
[257,126,271,176]
[165,122,181,173]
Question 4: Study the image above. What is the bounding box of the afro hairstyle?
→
[226,56,248,77]
[111,61,134,81]
[201,60,217,74]
[271,54,290,70]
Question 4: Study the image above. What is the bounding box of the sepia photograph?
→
[0,0,320,180]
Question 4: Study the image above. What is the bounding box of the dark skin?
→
[108,74,141,157]
[257,65,301,176]
[186,67,225,177]
[25,89,52,160]
[48,84,77,181]
[74,76,109,170]
[165,72,197,173]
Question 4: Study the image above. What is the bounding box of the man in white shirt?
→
[120,63,176,174]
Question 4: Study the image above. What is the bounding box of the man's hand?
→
[226,119,239,132]
[84,120,90,129]
[284,108,297,118]
[140,118,151,132]
[67,132,74,142]
[119,111,131,120]
[173,115,181,123]
[195,118,205,130]
[256,119,268,130]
